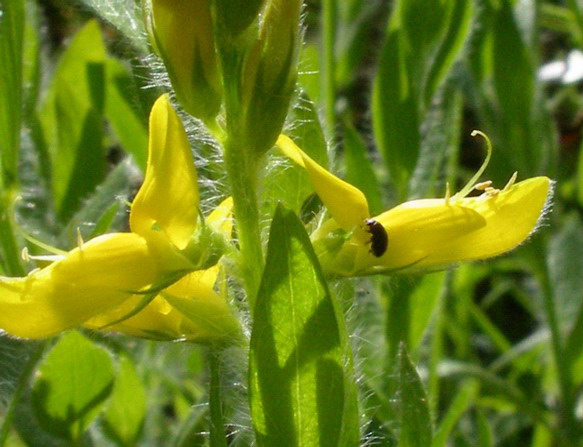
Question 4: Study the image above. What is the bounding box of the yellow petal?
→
[322,177,551,276]
[131,94,200,250]
[276,135,370,233]
[0,233,164,339]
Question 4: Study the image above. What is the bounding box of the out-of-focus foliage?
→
[1,0,582,446]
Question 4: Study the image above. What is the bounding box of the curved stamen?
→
[451,130,493,201]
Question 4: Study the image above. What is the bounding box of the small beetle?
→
[365,218,389,257]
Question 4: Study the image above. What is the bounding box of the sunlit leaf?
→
[31,332,114,442]
[249,205,359,447]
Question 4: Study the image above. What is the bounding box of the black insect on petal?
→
[365,218,389,257]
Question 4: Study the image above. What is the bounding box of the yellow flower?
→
[83,198,238,342]
[0,95,238,342]
[276,134,552,276]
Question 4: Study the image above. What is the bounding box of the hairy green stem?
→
[224,139,264,309]
[208,349,228,447]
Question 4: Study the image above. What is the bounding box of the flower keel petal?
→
[0,233,162,339]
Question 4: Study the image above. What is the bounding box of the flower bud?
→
[149,0,222,122]
[240,0,302,155]
[212,0,265,38]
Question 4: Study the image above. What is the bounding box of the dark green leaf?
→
[249,205,359,447]
[551,215,583,385]
[372,26,420,198]
[39,20,107,222]
[343,122,383,215]
[335,0,385,88]
[431,381,476,447]
[31,331,114,442]
[475,409,494,447]
[105,58,148,172]
[397,344,432,447]
[0,0,24,188]
[373,0,471,199]
[409,272,446,352]
[548,215,583,335]
[423,0,472,104]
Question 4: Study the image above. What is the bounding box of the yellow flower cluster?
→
[0,96,238,341]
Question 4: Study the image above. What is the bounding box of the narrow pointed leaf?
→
[398,344,432,447]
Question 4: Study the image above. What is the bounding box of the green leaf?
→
[397,344,432,447]
[551,215,583,385]
[31,331,114,442]
[22,0,41,118]
[423,0,473,104]
[105,58,148,172]
[468,1,556,182]
[103,356,146,447]
[372,25,420,198]
[381,277,421,362]
[475,409,494,447]
[0,0,24,188]
[439,360,549,427]
[342,122,383,216]
[491,1,537,175]
[39,20,107,223]
[335,0,385,88]
[409,272,446,352]
[431,381,477,447]
[372,0,470,199]
[249,205,359,447]
[548,215,583,335]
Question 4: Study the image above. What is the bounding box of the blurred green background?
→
[2,0,583,446]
